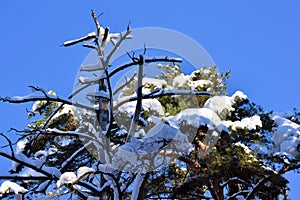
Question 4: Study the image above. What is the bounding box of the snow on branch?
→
[113,73,136,96]
[245,163,300,200]
[62,32,97,47]
[114,89,210,110]
[220,177,250,187]
[0,181,28,196]
[104,27,132,67]
[60,141,93,173]
[0,150,60,179]
[0,91,94,111]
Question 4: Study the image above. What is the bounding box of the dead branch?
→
[108,57,182,78]
[42,103,65,129]
[133,55,144,124]
[0,151,58,178]
[105,28,132,67]
[0,94,94,111]
[0,133,14,157]
[91,9,103,39]
[112,73,136,96]
[246,163,300,200]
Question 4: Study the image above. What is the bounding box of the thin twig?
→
[105,29,132,67]
[108,56,182,78]
[42,103,65,129]
[91,9,102,39]
[112,73,136,96]
[0,95,94,111]
[0,133,14,157]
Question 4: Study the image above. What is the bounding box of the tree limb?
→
[114,90,210,110]
[108,57,182,78]
[0,94,94,111]
[246,163,300,200]
[0,151,59,178]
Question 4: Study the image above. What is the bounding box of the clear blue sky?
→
[0,1,299,198]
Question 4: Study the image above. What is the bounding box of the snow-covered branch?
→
[0,150,60,179]
[246,163,300,200]
[60,141,93,173]
[220,177,249,187]
[114,89,210,110]
[105,27,132,67]
[113,73,136,96]
[0,93,94,111]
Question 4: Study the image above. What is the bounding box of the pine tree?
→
[0,10,299,200]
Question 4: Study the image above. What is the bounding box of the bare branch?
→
[113,73,136,96]
[133,55,144,124]
[29,85,48,96]
[60,141,93,173]
[127,21,131,31]
[0,133,14,157]
[68,84,92,99]
[220,177,250,188]
[42,103,65,129]
[0,151,59,178]
[0,94,94,111]
[108,56,182,78]
[246,163,300,200]
[62,32,97,47]
[105,29,132,66]
[101,27,110,51]
[82,44,97,50]
[91,9,103,39]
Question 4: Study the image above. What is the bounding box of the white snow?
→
[0,181,28,195]
[232,91,247,100]
[272,115,300,145]
[11,139,28,172]
[118,98,165,116]
[171,108,222,129]
[21,168,45,179]
[132,77,167,95]
[16,139,27,154]
[88,91,110,99]
[271,115,300,158]
[112,122,193,172]
[63,31,96,46]
[235,142,252,154]
[190,68,210,78]
[223,115,262,131]
[204,91,247,115]
[78,76,101,84]
[80,62,103,71]
[59,138,72,147]
[190,80,212,90]
[52,104,77,120]
[173,74,190,88]
[77,166,95,178]
[34,147,57,159]
[56,172,77,187]
[31,100,41,113]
